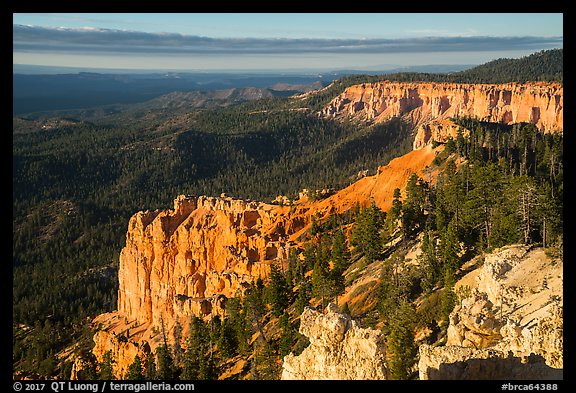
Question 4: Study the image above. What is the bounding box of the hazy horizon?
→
[13,13,562,72]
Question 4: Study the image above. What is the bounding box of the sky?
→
[12,13,563,73]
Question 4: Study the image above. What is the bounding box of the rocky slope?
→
[418,245,563,380]
[279,245,563,380]
[87,80,563,379]
[88,144,440,378]
[320,82,563,134]
[281,304,388,380]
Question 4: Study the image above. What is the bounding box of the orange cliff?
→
[88,145,440,378]
[320,81,563,134]
[91,195,297,378]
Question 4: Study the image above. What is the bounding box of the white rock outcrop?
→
[282,304,388,380]
[419,245,563,380]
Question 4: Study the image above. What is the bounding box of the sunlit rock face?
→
[282,305,388,380]
[117,194,293,327]
[321,82,563,134]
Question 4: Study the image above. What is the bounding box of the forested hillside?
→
[12,49,563,379]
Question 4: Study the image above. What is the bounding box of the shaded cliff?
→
[320,82,563,134]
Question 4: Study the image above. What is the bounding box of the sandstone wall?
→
[117,194,292,329]
[321,82,563,134]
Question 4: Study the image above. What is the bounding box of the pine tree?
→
[182,315,216,380]
[340,302,351,316]
[419,230,439,293]
[145,351,157,380]
[330,229,350,299]
[510,175,539,244]
[440,275,457,324]
[443,160,466,229]
[217,318,238,358]
[155,344,175,380]
[465,162,505,250]
[266,263,290,317]
[294,277,311,315]
[251,341,280,380]
[98,350,115,380]
[363,202,384,263]
[278,312,294,358]
[387,300,417,380]
[402,174,427,238]
[440,219,461,274]
[125,355,144,380]
[224,297,249,355]
[311,253,331,309]
[172,321,183,366]
[378,252,402,321]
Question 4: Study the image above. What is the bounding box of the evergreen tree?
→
[464,162,505,250]
[155,344,176,380]
[440,279,457,325]
[311,251,332,309]
[217,318,238,358]
[251,341,280,380]
[309,215,320,235]
[330,229,350,299]
[224,297,249,355]
[145,351,157,380]
[439,219,461,275]
[387,300,417,380]
[278,312,294,358]
[385,188,403,235]
[419,230,440,293]
[294,277,312,315]
[266,263,290,317]
[402,174,428,238]
[125,355,144,380]
[340,302,351,317]
[98,350,115,380]
[182,315,216,380]
[172,321,184,366]
[363,202,385,263]
[443,160,466,229]
[378,252,402,321]
[509,175,539,244]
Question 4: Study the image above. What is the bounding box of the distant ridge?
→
[450,48,563,83]
[301,49,563,111]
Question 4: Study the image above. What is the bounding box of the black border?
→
[7,3,571,391]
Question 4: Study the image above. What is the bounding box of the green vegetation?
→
[301,49,562,107]
[12,49,563,378]
[12,89,412,378]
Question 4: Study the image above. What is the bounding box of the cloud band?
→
[13,24,563,55]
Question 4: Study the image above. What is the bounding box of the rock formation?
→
[87,80,563,379]
[418,345,562,380]
[412,118,470,150]
[419,245,563,379]
[89,194,300,377]
[321,82,563,134]
[282,304,388,380]
[87,141,444,378]
[117,194,294,328]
